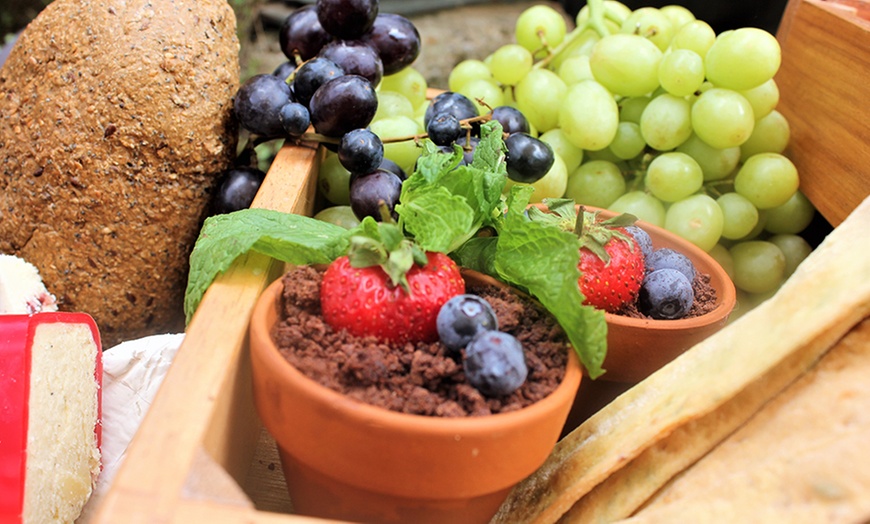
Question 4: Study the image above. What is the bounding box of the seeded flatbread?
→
[492,195,870,524]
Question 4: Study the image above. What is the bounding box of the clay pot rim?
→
[251,271,582,434]
[532,203,737,331]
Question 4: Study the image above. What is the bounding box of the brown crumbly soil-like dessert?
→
[616,272,719,319]
[271,266,569,417]
[0,0,239,346]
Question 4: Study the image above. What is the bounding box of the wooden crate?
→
[89,1,869,522]
[775,0,870,226]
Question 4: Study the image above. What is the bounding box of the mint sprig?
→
[183,208,349,323]
[183,120,609,378]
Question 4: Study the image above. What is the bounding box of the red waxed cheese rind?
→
[0,313,103,523]
[0,315,31,523]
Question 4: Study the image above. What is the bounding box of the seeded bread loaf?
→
[0,0,240,345]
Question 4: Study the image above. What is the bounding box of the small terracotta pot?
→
[249,271,582,524]
[532,204,737,384]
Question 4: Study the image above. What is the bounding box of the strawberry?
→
[575,211,644,313]
[528,198,644,313]
[320,221,465,344]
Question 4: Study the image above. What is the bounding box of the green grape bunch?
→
[443,0,814,302]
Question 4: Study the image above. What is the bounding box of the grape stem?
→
[294,113,495,146]
[533,0,610,70]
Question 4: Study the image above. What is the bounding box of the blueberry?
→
[624,225,653,262]
[638,268,695,320]
[463,330,527,397]
[436,294,498,352]
[647,247,696,281]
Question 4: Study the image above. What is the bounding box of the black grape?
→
[273,61,296,82]
[316,0,378,40]
[362,13,421,76]
[279,5,333,61]
[309,75,378,138]
[292,57,345,107]
[317,40,383,87]
[339,128,384,174]
[212,166,267,215]
[233,74,293,138]
[504,133,555,183]
[424,91,478,130]
[427,112,462,146]
[456,135,480,165]
[349,168,403,222]
[279,102,311,137]
[489,106,530,135]
[379,157,407,181]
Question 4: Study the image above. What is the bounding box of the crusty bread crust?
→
[0,0,240,345]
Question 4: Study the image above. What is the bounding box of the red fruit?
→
[320,251,465,344]
[577,224,645,313]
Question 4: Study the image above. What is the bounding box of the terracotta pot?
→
[249,271,582,524]
[532,204,737,384]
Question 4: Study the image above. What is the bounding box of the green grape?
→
[584,146,623,164]
[313,205,361,229]
[619,96,651,124]
[669,19,715,57]
[691,88,755,149]
[548,29,601,72]
[489,44,534,86]
[557,54,594,85]
[739,78,780,120]
[505,153,568,203]
[707,243,735,280]
[640,93,692,151]
[515,4,567,58]
[739,109,790,161]
[705,27,781,90]
[539,128,584,172]
[716,192,760,240]
[767,234,812,278]
[374,90,414,122]
[458,77,505,115]
[369,115,422,174]
[590,33,662,97]
[610,190,666,227]
[675,133,740,181]
[733,152,799,209]
[645,151,703,202]
[447,59,492,93]
[576,0,632,28]
[660,5,695,30]
[559,79,619,150]
[729,240,786,293]
[317,152,351,205]
[664,194,724,251]
[608,121,646,160]
[740,209,769,241]
[515,68,568,133]
[564,159,626,208]
[658,49,705,97]
[764,190,815,234]
[619,7,675,51]
[379,67,428,108]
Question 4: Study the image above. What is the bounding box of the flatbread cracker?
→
[492,197,870,524]
[618,318,870,523]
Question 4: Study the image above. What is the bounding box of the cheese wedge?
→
[0,313,102,524]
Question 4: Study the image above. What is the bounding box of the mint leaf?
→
[183,208,349,323]
[396,120,507,253]
[494,187,608,378]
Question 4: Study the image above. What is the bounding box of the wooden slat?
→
[775,0,870,226]
[91,142,322,523]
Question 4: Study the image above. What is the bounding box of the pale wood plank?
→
[776,0,870,226]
